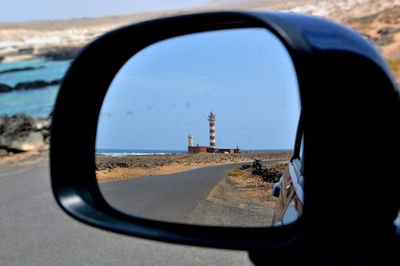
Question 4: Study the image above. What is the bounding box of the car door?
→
[273,118,304,226]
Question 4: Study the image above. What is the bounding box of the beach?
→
[96,151,291,183]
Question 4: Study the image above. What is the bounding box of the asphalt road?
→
[0,157,252,265]
[100,163,239,223]
[100,160,285,226]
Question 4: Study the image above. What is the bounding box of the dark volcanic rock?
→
[41,46,81,61]
[18,47,34,55]
[0,113,51,152]
[369,27,400,46]
[373,35,395,46]
[0,79,61,93]
[0,113,34,135]
[4,131,44,151]
[242,160,284,183]
[0,83,13,93]
[377,27,400,35]
[0,66,45,75]
[14,79,61,90]
[0,148,8,157]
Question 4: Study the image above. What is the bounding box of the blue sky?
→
[96,28,301,151]
[2,1,301,151]
[0,0,211,22]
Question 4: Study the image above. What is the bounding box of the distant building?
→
[187,111,242,154]
[188,145,242,154]
[188,145,208,154]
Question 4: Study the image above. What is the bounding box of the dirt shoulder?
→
[95,151,291,183]
[209,162,288,212]
[188,160,289,227]
[0,149,48,167]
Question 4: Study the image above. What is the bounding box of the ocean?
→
[96,149,187,156]
[95,148,292,156]
[0,58,71,118]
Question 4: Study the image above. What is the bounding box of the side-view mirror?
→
[50,11,400,264]
[95,26,302,228]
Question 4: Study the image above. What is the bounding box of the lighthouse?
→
[208,111,216,147]
[187,110,241,154]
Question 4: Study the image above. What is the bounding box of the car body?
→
[273,144,304,226]
[50,11,400,265]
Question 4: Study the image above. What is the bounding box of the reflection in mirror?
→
[95,28,301,227]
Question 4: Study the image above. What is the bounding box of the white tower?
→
[188,135,193,147]
[208,111,216,147]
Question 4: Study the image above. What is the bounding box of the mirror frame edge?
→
[50,11,322,250]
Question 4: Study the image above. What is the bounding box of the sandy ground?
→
[0,150,48,167]
[96,162,210,183]
[207,161,287,217]
[95,151,292,183]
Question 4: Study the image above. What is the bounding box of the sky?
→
[96,28,301,151]
[0,0,211,22]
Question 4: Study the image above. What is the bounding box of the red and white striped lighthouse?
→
[208,111,216,147]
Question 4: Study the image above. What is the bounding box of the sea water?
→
[95,148,291,156]
[0,85,59,118]
[96,148,187,156]
[0,59,71,118]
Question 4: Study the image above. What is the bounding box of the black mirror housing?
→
[50,11,400,262]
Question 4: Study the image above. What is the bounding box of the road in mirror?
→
[95,28,302,227]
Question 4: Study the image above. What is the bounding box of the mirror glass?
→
[95,28,301,227]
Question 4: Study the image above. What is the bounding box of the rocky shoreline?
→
[0,79,61,93]
[0,113,51,157]
[95,152,292,183]
[96,151,292,171]
[0,44,83,63]
[0,66,45,75]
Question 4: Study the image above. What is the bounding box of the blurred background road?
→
[0,156,252,265]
